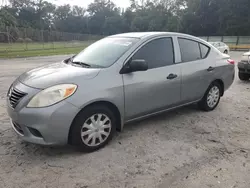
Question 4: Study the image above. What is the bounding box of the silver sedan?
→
[7,32,235,152]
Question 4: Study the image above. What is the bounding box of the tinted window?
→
[132,38,174,69]
[199,43,210,58]
[73,37,139,68]
[178,38,201,62]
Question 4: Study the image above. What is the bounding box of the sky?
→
[53,0,131,8]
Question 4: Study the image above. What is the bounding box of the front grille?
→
[8,87,26,108]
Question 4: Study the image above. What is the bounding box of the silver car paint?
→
[19,62,101,89]
[7,80,79,145]
[7,32,235,145]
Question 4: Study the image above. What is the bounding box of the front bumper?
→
[238,61,250,74]
[6,81,79,146]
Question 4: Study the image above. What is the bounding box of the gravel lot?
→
[0,52,250,188]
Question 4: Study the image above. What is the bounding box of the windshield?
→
[72,37,139,68]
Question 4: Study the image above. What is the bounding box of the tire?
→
[238,72,249,81]
[70,105,116,152]
[198,82,222,111]
[224,50,228,54]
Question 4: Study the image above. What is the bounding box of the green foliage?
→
[0,8,17,27]
[0,41,92,58]
[0,0,250,36]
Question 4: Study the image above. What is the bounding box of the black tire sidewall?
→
[70,105,116,152]
[199,82,221,111]
[238,72,249,80]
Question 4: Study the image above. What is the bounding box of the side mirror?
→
[120,59,148,74]
[63,55,76,63]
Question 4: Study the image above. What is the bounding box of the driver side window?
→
[132,37,174,69]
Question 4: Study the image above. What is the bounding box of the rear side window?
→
[199,43,210,58]
[178,38,201,62]
[178,38,210,62]
[132,38,174,69]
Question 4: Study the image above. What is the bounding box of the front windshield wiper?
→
[71,61,91,68]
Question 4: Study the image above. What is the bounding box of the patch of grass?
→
[0,46,87,58]
[0,41,94,58]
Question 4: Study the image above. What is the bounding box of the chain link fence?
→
[1,26,250,58]
[0,26,103,58]
[199,36,250,50]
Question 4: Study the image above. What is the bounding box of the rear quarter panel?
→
[214,55,235,92]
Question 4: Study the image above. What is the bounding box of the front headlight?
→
[27,84,77,108]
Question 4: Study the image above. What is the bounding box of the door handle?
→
[167,73,178,80]
[207,66,215,72]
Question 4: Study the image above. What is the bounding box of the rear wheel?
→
[199,82,222,111]
[238,72,249,81]
[70,105,116,152]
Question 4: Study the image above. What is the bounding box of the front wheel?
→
[238,72,249,81]
[199,82,222,111]
[70,105,116,152]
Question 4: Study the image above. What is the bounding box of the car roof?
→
[243,51,250,56]
[109,32,197,39]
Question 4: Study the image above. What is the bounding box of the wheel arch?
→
[68,100,122,144]
[211,79,224,96]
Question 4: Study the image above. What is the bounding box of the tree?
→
[72,5,86,17]
[87,0,121,34]
[1,0,250,36]
[0,7,17,27]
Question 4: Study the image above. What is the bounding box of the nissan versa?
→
[7,32,235,152]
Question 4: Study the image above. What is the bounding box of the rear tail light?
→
[227,59,235,65]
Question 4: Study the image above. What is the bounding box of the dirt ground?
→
[0,52,250,188]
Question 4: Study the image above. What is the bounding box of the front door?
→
[122,37,181,121]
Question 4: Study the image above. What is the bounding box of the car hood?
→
[18,62,101,89]
[243,51,250,56]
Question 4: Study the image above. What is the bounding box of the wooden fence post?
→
[236,36,239,45]
[236,36,239,51]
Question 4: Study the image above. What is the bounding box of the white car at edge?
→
[209,42,230,54]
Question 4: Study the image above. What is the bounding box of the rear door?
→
[177,38,214,103]
[122,37,181,120]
